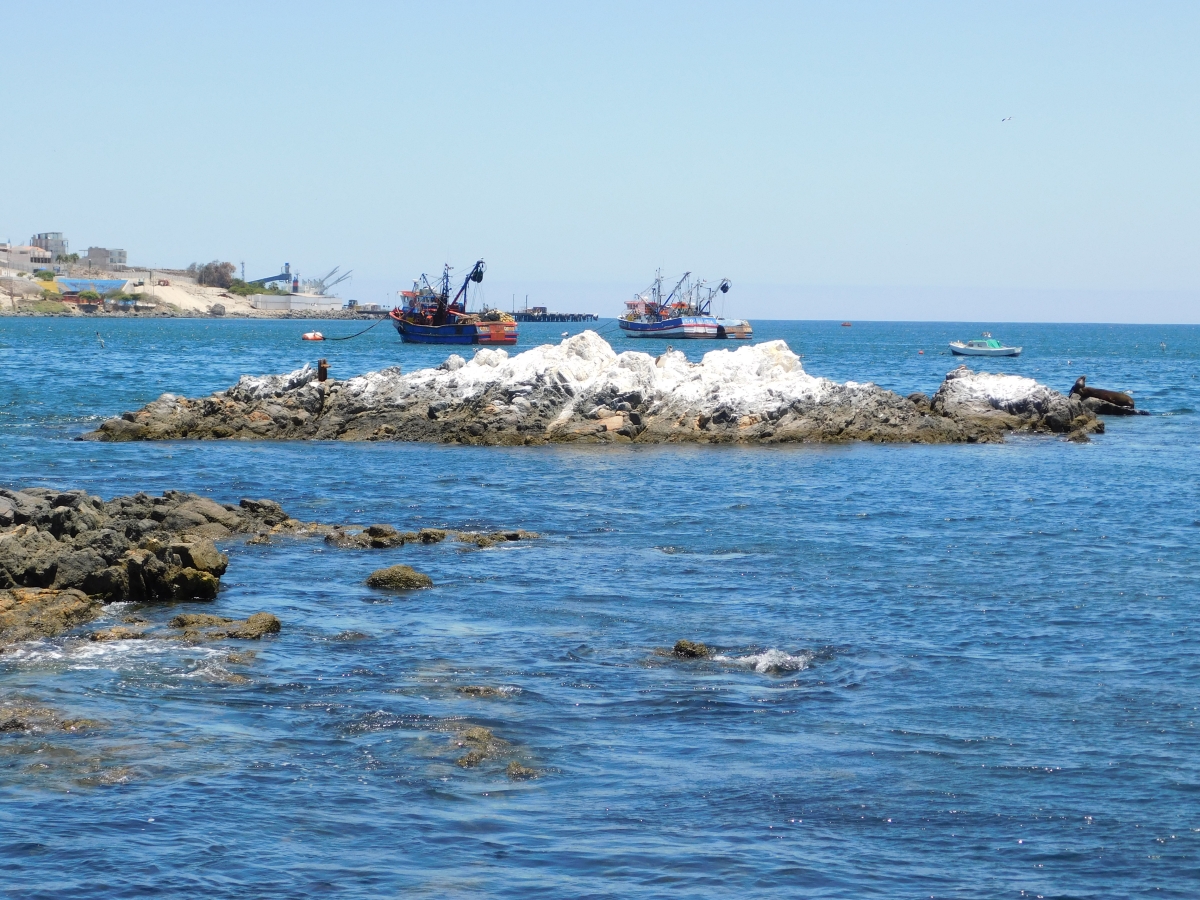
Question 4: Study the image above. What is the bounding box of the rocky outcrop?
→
[930,365,1098,436]
[0,488,306,601]
[673,639,713,658]
[0,488,321,648]
[79,333,1102,446]
[327,526,537,550]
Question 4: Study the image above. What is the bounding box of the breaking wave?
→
[712,648,811,674]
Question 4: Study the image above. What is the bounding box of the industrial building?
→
[250,293,344,312]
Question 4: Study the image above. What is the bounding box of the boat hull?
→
[619,316,752,339]
[949,343,1022,357]
[391,313,517,345]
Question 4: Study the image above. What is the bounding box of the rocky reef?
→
[0,488,322,649]
[0,487,537,650]
[80,333,1102,446]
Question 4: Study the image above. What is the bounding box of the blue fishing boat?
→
[619,270,752,339]
[390,260,518,345]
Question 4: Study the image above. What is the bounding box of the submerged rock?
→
[0,700,102,735]
[1,588,102,647]
[365,565,433,591]
[79,333,1101,446]
[456,530,539,549]
[175,611,281,641]
[457,685,505,698]
[454,725,503,768]
[169,613,233,628]
[506,761,539,780]
[89,625,147,642]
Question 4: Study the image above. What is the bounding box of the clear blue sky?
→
[3,1,1198,321]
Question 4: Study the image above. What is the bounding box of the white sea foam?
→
[4,637,222,670]
[713,648,811,674]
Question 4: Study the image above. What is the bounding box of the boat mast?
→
[450,259,486,311]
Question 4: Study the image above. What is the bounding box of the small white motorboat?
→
[949,337,1021,357]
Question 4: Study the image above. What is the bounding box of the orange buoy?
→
[302,331,325,341]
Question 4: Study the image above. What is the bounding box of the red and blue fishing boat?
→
[619,270,752,339]
[390,259,518,345]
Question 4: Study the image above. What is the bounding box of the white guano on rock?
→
[82,332,1103,445]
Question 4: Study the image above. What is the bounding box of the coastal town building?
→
[86,246,127,267]
[31,232,69,261]
[0,242,53,272]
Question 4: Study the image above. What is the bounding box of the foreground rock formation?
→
[0,488,319,649]
[80,333,1102,446]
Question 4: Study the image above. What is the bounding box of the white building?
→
[0,243,53,272]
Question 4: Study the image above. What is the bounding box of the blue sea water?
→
[1,316,1198,898]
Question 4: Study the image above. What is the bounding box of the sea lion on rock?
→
[1069,376,1134,409]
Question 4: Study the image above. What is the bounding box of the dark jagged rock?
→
[0,488,323,648]
[673,639,712,658]
[79,333,1102,446]
[365,565,433,591]
[1080,396,1150,416]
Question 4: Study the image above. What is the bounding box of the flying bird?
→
[1001,116,1013,122]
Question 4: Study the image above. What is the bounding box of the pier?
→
[511,307,599,323]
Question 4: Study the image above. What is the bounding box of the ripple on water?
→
[1,319,1199,896]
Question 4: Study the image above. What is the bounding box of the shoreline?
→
[0,307,388,320]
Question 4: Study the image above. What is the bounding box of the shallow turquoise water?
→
[1,317,1198,898]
